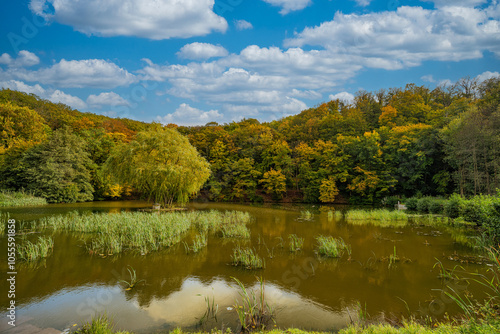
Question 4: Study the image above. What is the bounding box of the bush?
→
[417,197,432,213]
[405,197,418,211]
[444,194,464,218]
[429,198,446,214]
[382,196,401,209]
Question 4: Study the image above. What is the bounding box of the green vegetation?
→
[184,234,208,254]
[0,190,47,207]
[104,127,210,207]
[220,222,251,239]
[232,277,275,332]
[315,236,351,258]
[288,234,304,252]
[73,314,130,334]
[36,210,250,255]
[231,246,265,269]
[346,209,409,221]
[17,236,54,262]
[118,266,145,291]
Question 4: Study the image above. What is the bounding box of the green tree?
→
[104,127,210,207]
[259,169,287,199]
[9,127,94,203]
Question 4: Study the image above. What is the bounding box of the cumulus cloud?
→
[49,90,87,109]
[234,20,253,30]
[329,92,355,104]
[476,71,500,82]
[423,0,488,8]
[262,0,312,15]
[0,50,40,67]
[421,75,436,83]
[87,92,130,107]
[8,58,136,88]
[285,5,500,68]
[353,0,371,7]
[0,80,46,96]
[177,43,228,60]
[29,0,227,39]
[157,103,223,126]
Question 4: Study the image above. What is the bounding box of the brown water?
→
[0,201,489,333]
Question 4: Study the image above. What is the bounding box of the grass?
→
[0,189,47,207]
[346,209,409,222]
[232,277,275,332]
[288,234,304,252]
[118,266,145,291]
[315,235,351,258]
[184,234,208,254]
[73,314,130,334]
[231,246,265,269]
[17,236,54,262]
[35,210,250,255]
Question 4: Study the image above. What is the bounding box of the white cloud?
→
[421,75,435,83]
[177,43,228,60]
[353,0,371,7]
[49,90,87,109]
[476,71,499,82]
[0,50,40,67]
[157,103,223,126]
[262,0,312,15]
[10,59,136,88]
[285,5,500,68]
[422,0,488,8]
[0,80,46,96]
[30,0,228,40]
[329,92,355,104]
[234,20,253,30]
[87,92,130,107]
[289,89,322,99]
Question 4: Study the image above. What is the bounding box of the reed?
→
[17,236,54,262]
[220,223,251,239]
[231,246,265,269]
[0,189,47,207]
[73,313,131,334]
[315,235,351,258]
[232,276,275,332]
[118,266,145,291]
[36,210,250,255]
[346,209,408,221]
[288,234,304,252]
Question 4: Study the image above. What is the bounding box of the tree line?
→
[0,76,499,205]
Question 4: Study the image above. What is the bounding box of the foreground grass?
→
[17,236,54,262]
[36,210,251,255]
[73,317,500,334]
[0,189,47,207]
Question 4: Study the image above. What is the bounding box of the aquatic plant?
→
[73,313,131,334]
[198,292,218,325]
[118,266,145,291]
[315,235,350,258]
[231,246,265,269]
[0,189,47,207]
[346,209,408,222]
[288,234,304,252]
[220,222,251,239]
[232,277,275,332]
[17,236,54,262]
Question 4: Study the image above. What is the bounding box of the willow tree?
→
[104,127,210,207]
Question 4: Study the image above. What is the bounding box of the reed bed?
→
[315,235,351,258]
[0,190,47,207]
[288,234,304,252]
[231,246,265,269]
[17,236,54,262]
[345,209,408,227]
[37,210,251,255]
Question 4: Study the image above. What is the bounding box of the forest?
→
[0,76,499,205]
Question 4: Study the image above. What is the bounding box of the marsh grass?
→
[297,210,314,221]
[73,313,131,334]
[315,236,351,258]
[184,234,208,254]
[288,234,304,252]
[231,246,265,269]
[17,236,54,262]
[0,189,47,207]
[198,292,218,325]
[118,266,145,291]
[36,210,250,255]
[232,277,275,332]
[346,209,408,223]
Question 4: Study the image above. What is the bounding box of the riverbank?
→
[0,189,47,207]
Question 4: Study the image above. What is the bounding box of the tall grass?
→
[346,209,409,221]
[37,210,250,255]
[0,189,47,207]
[231,246,265,269]
[288,234,304,252]
[315,235,351,258]
[232,277,275,332]
[74,314,131,334]
[17,236,54,262]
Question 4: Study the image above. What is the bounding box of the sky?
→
[0,0,499,126]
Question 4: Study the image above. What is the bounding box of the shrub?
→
[429,198,446,214]
[417,197,432,213]
[444,194,464,218]
[405,197,418,211]
[382,196,401,208]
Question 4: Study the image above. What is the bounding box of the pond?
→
[0,201,489,333]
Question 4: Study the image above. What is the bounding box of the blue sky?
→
[0,0,499,126]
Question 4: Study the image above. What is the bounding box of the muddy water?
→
[0,202,488,333]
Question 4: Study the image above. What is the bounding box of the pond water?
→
[0,201,489,333]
